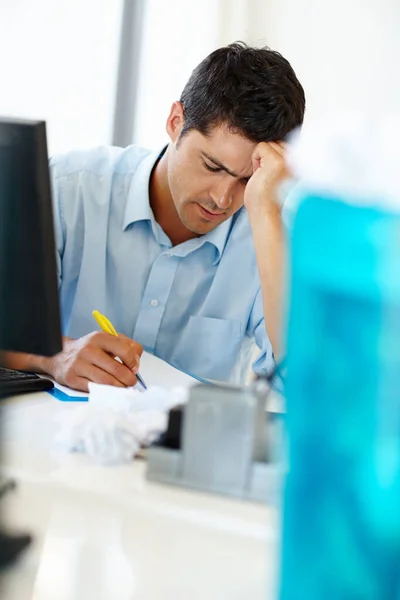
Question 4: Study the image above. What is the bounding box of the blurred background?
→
[1,0,399,155]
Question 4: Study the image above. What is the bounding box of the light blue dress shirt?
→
[50,145,273,384]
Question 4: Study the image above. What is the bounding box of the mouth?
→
[197,204,226,222]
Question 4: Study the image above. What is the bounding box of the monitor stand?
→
[0,452,32,568]
[0,532,32,569]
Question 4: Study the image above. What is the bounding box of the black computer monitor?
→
[0,118,62,355]
[0,117,63,569]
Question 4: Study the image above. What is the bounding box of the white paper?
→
[138,352,198,390]
[52,381,89,398]
[45,351,198,398]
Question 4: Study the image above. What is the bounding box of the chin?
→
[178,210,213,235]
[185,220,215,235]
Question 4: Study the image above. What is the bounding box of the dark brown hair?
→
[180,42,305,142]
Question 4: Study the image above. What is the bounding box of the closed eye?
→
[203,158,251,183]
[203,161,222,173]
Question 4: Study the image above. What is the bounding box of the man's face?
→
[166,106,257,235]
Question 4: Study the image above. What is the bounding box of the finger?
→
[268,141,287,156]
[118,334,144,363]
[115,337,142,372]
[118,334,143,351]
[251,142,276,171]
[250,143,278,175]
[252,142,270,161]
[66,375,91,393]
[76,361,129,388]
[89,332,142,371]
[252,141,286,164]
[251,145,264,172]
[88,346,138,386]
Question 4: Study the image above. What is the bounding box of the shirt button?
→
[165,252,172,257]
[150,299,159,307]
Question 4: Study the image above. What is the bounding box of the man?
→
[5,43,305,390]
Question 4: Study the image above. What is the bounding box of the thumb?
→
[251,142,272,173]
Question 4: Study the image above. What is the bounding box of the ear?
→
[166,101,185,143]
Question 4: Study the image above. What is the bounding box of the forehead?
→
[184,126,256,173]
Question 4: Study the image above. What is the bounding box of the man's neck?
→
[149,150,198,247]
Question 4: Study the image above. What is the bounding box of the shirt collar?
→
[201,216,234,265]
[123,148,164,230]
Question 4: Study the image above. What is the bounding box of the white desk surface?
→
[0,391,279,600]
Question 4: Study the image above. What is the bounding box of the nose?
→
[210,177,237,210]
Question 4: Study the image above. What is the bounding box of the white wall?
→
[0,0,123,155]
[133,0,219,149]
[134,0,400,149]
[2,0,399,154]
[133,0,274,150]
[263,0,400,123]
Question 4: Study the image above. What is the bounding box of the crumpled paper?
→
[53,384,188,465]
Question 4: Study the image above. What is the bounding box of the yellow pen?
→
[92,310,147,390]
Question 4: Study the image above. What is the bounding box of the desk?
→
[0,392,279,599]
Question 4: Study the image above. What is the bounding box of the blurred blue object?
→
[280,192,400,599]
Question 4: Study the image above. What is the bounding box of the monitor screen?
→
[0,118,62,356]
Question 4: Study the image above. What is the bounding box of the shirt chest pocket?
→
[171,316,243,382]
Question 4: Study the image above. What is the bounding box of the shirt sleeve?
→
[247,288,275,377]
[247,180,301,376]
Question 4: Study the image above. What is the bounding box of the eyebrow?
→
[201,152,241,178]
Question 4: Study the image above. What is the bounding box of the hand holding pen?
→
[43,322,143,393]
[92,310,147,390]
